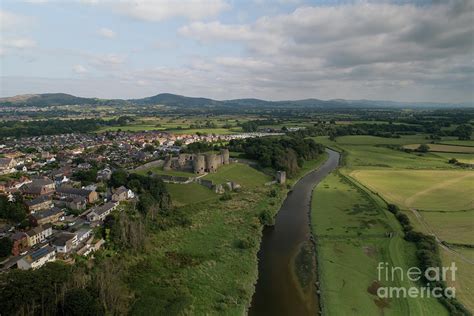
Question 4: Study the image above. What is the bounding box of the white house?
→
[17,245,56,270]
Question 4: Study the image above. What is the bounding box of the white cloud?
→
[97,27,116,39]
[112,0,229,22]
[0,10,30,31]
[73,64,88,74]
[1,38,37,49]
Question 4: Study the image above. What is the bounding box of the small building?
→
[97,168,112,181]
[56,186,98,204]
[25,224,53,247]
[17,245,56,270]
[86,202,118,222]
[0,157,17,175]
[20,177,55,198]
[29,207,65,226]
[52,232,77,253]
[54,196,87,211]
[11,232,29,256]
[112,186,134,202]
[25,196,53,213]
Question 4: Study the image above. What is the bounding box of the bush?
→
[258,209,275,226]
[236,237,256,249]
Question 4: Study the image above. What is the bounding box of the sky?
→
[0,0,473,102]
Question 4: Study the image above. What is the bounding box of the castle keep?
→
[163,149,230,174]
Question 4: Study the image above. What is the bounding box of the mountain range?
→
[0,93,471,109]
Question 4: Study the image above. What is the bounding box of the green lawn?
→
[203,163,272,188]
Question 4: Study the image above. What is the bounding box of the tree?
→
[416,144,430,153]
[454,124,472,140]
[61,288,103,316]
[0,238,12,258]
[109,169,128,188]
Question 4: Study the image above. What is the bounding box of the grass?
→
[439,139,474,147]
[350,169,474,211]
[134,166,195,178]
[203,163,272,188]
[420,210,474,245]
[440,247,474,312]
[340,145,452,169]
[403,144,474,153]
[311,132,472,314]
[431,152,474,164]
[312,172,447,315]
[166,183,218,206]
[125,152,330,314]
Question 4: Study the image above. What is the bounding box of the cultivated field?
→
[350,170,474,211]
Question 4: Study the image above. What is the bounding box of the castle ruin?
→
[163,149,230,174]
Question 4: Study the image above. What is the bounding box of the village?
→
[0,129,277,271]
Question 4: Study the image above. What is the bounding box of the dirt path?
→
[405,173,474,208]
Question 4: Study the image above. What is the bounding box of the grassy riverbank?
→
[125,155,329,314]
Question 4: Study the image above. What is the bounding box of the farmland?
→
[311,172,447,315]
[350,170,474,211]
[310,133,474,314]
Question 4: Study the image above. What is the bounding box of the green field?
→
[203,163,272,188]
[350,169,474,211]
[312,173,447,315]
[420,210,474,245]
[166,183,218,206]
[439,140,474,147]
[404,144,474,153]
[432,152,474,164]
[311,133,473,313]
[340,145,451,169]
[440,247,474,312]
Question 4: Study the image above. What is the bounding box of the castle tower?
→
[193,154,206,174]
[220,148,230,165]
[205,153,219,173]
[276,171,286,184]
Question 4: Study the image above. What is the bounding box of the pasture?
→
[350,169,474,211]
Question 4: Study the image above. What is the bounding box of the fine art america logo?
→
[376,262,457,298]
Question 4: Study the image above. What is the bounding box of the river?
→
[248,149,340,316]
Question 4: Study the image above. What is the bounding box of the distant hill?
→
[0,93,127,107]
[0,92,471,109]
